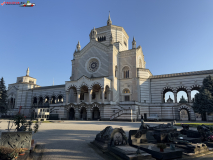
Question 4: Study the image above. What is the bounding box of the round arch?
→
[178,105,192,121]
[176,86,189,103]
[69,107,75,120]
[161,87,174,103]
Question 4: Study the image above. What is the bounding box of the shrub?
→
[156,143,167,149]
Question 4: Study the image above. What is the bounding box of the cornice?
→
[137,68,153,76]
[31,85,65,90]
[118,49,136,57]
[95,25,129,39]
[150,69,213,79]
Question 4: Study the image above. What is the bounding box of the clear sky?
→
[1,0,213,102]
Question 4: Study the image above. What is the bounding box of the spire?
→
[76,41,81,51]
[132,36,136,49]
[26,67,29,76]
[53,78,54,86]
[107,11,112,26]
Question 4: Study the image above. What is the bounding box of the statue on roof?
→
[107,11,112,26]
[26,67,29,76]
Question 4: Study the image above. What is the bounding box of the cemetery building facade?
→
[6,15,213,121]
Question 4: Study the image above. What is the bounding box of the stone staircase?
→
[110,107,136,121]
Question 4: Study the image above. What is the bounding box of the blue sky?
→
[1,0,213,101]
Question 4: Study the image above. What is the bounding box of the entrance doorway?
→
[80,107,87,120]
[144,113,147,121]
[69,108,75,120]
[92,107,100,120]
[180,109,190,121]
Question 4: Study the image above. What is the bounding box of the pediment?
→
[77,75,91,81]
[8,86,18,92]
[74,40,108,59]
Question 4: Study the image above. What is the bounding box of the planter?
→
[1,132,32,150]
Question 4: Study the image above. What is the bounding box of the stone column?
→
[174,92,177,103]
[75,107,79,120]
[88,89,92,104]
[77,90,81,104]
[66,91,69,104]
[187,90,191,103]
[101,89,105,103]
[87,107,91,120]
[161,93,164,103]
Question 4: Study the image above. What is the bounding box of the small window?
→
[123,89,130,94]
[125,96,130,101]
[115,66,117,77]
[98,36,106,42]
[124,41,127,46]
[144,100,146,103]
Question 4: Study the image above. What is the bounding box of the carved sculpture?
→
[95,126,128,147]
[1,132,32,150]
[197,124,213,141]
[180,124,189,135]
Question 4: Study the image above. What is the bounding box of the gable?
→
[74,42,109,80]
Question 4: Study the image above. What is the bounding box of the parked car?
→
[147,114,160,121]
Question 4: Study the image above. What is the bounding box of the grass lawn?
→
[175,123,213,127]
[31,121,53,123]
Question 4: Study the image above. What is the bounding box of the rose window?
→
[87,58,99,72]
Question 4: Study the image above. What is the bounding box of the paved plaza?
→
[0,120,213,160]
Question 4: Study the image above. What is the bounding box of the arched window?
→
[115,65,117,77]
[123,88,130,93]
[58,95,63,103]
[122,66,129,78]
[33,97,37,105]
[98,36,106,42]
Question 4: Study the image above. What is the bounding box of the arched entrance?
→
[69,108,75,120]
[80,107,87,120]
[180,109,190,121]
[92,107,100,120]
[178,105,191,121]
